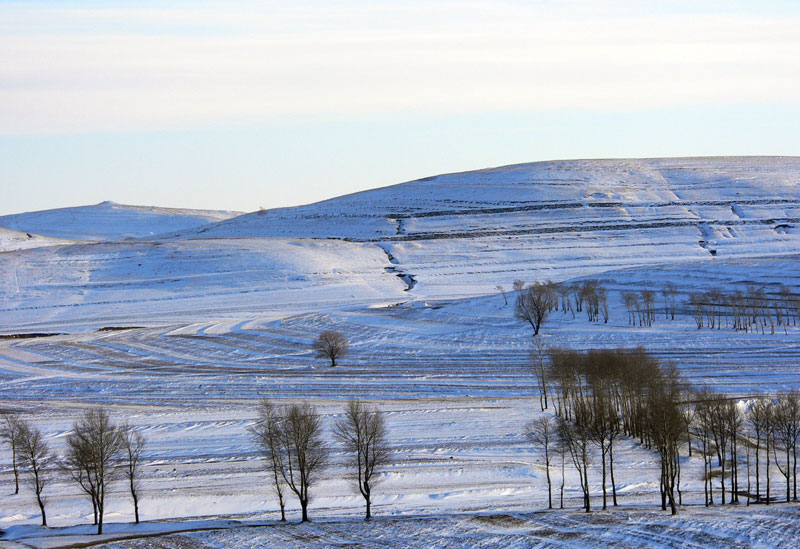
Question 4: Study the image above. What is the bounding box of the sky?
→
[1,0,799,216]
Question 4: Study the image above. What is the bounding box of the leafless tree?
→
[772,391,800,502]
[556,421,569,509]
[1,412,23,494]
[250,399,288,521]
[120,422,147,524]
[18,420,52,526]
[661,283,677,320]
[590,391,620,509]
[279,402,328,522]
[647,366,686,515]
[531,338,549,411]
[750,397,770,502]
[333,400,391,520]
[314,331,349,367]
[63,408,123,534]
[640,289,655,327]
[560,398,592,512]
[525,416,557,509]
[496,285,508,306]
[515,282,555,336]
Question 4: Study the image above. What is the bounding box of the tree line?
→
[513,280,799,335]
[1,398,390,532]
[1,410,146,533]
[526,345,800,515]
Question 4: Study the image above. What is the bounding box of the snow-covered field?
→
[1,157,799,547]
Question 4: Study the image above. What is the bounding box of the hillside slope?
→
[1,157,798,331]
[180,157,800,298]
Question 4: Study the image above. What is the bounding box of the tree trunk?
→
[133,492,140,524]
[720,455,726,505]
[766,437,771,505]
[755,438,760,502]
[610,442,618,506]
[301,498,309,522]
[37,494,47,527]
[546,458,552,509]
[365,495,372,520]
[793,442,797,502]
[583,458,590,512]
[12,447,19,495]
[601,447,607,510]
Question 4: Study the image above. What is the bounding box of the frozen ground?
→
[1,157,799,547]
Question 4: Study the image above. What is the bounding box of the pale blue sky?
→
[2,1,799,215]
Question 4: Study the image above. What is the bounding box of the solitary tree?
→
[279,402,328,522]
[18,421,52,527]
[64,408,123,534]
[333,400,391,520]
[1,412,23,494]
[314,331,349,367]
[249,398,288,521]
[515,282,555,336]
[120,422,147,524]
[526,416,557,509]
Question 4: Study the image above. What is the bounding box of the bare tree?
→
[279,402,328,522]
[496,285,508,306]
[314,330,349,367]
[64,408,123,534]
[120,422,147,524]
[750,397,770,502]
[526,416,557,509]
[772,391,800,503]
[250,399,288,522]
[531,338,549,411]
[18,421,52,526]
[515,282,555,336]
[647,369,685,515]
[333,400,391,520]
[560,398,592,512]
[1,412,23,494]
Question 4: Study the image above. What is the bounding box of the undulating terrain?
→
[1,157,799,547]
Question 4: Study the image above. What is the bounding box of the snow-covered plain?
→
[1,157,800,547]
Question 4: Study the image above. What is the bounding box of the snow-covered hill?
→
[0,201,242,242]
[2,157,798,332]
[176,157,800,299]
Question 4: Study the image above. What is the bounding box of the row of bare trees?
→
[511,279,798,335]
[687,286,799,334]
[1,410,146,533]
[249,399,390,523]
[526,345,800,515]
[2,400,391,531]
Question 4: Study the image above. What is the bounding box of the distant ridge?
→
[0,201,243,242]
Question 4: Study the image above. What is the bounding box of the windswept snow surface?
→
[1,157,800,547]
[0,202,242,242]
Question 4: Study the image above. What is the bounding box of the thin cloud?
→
[1,1,799,134]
